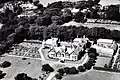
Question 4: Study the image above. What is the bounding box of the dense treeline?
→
[0,0,120,56]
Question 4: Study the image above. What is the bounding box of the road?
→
[6,46,89,80]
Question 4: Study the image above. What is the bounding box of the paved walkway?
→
[46,71,57,80]
[112,43,120,68]
[38,47,45,61]
[6,46,89,80]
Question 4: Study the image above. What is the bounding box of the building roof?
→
[45,38,58,45]
[71,8,79,13]
[97,39,113,44]
[49,45,81,55]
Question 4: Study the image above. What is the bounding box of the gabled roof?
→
[48,47,56,53]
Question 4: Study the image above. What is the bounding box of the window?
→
[72,56,77,61]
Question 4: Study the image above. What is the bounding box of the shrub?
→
[68,67,78,74]
[0,61,11,68]
[63,67,70,74]
[0,73,6,79]
[14,73,33,80]
[78,66,86,72]
[42,64,54,72]
[57,68,65,76]
[55,73,63,79]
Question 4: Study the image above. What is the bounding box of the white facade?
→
[92,45,114,58]
[43,38,58,48]
[97,39,117,51]
[48,45,81,61]
[73,37,89,44]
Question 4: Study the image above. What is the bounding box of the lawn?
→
[0,55,44,80]
[84,23,120,30]
[62,69,120,80]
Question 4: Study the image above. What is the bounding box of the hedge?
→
[93,66,120,73]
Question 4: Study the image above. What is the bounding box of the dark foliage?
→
[0,61,11,68]
[57,68,65,76]
[47,1,64,9]
[0,73,6,79]
[14,73,33,80]
[42,64,54,72]
[55,73,63,79]
[78,66,86,72]
[68,67,78,74]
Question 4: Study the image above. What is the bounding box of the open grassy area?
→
[62,69,120,80]
[84,23,120,30]
[0,55,43,80]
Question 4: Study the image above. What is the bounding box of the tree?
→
[104,64,108,68]
[28,0,33,3]
[88,48,99,57]
[28,16,37,24]
[14,6,23,15]
[47,1,64,9]
[85,41,91,48]
[78,66,86,72]
[88,48,97,54]
[61,13,72,23]
[93,0,100,4]
[14,73,33,80]
[88,53,96,58]
[42,64,54,72]
[0,61,11,68]
[0,73,6,79]
[7,33,16,44]
[62,8,72,14]
[63,67,70,74]
[83,62,92,70]
[37,4,43,9]
[109,30,120,40]
[33,0,39,6]
[106,5,120,21]
[51,16,63,25]
[55,73,63,79]
[88,58,96,65]
[57,68,65,76]
[69,67,78,74]
[73,11,85,23]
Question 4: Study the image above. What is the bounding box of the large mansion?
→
[44,36,89,61]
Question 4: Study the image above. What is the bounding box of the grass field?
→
[84,23,120,31]
[0,55,43,80]
[62,69,120,80]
